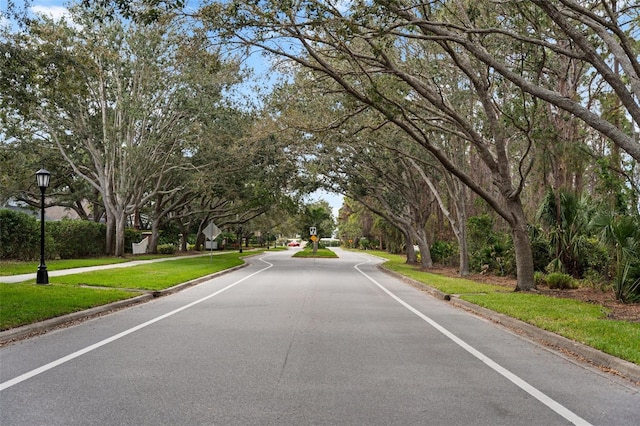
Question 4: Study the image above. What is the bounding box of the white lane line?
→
[1,258,274,392]
[354,258,593,426]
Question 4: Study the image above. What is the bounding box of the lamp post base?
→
[36,267,49,285]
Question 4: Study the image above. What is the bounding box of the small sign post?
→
[202,222,221,261]
[310,227,318,254]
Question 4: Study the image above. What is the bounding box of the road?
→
[1,248,638,425]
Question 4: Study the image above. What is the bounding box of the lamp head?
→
[36,168,51,189]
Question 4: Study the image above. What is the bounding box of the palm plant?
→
[590,211,640,303]
[537,188,593,278]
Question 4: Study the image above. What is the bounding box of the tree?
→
[205,1,544,288]
[299,201,335,239]
[1,5,239,255]
[377,0,640,162]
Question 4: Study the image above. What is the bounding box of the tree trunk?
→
[114,212,127,257]
[105,217,115,256]
[457,223,470,276]
[195,232,205,251]
[508,201,535,291]
[404,230,417,264]
[456,195,470,276]
[181,233,188,252]
[414,227,433,269]
[149,218,161,254]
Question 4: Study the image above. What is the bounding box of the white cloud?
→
[30,5,71,22]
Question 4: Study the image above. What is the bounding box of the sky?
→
[4,0,345,218]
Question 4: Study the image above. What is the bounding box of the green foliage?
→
[467,215,515,276]
[0,209,40,260]
[590,211,640,302]
[358,238,371,250]
[581,237,610,280]
[545,257,565,274]
[299,201,335,238]
[614,262,640,304]
[529,225,552,272]
[157,244,176,254]
[430,240,456,264]
[533,271,546,287]
[158,222,181,245]
[545,272,576,289]
[537,189,593,278]
[124,228,142,254]
[48,219,107,259]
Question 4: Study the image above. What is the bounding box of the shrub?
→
[545,258,565,274]
[124,228,142,253]
[467,214,516,276]
[533,271,547,287]
[48,219,107,258]
[581,237,610,279]
[0,209,40,260]
[546,272,576,289]
[614,261,640,303]
[158,222,181,245]
[358,238,371,250]
[157,244,176,254]
[469,236,515,276]
[529,225,552,272]
[430,240,456,264]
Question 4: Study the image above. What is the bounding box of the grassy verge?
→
[0,284,136,330]
[369,250,640,365]
[0,251,259,330]
[0,254,177,276]
[292,247,339,258]
[58,253,245,290]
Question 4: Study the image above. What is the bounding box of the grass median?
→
[0,251,258,331]
[292,246,339,258]
[371,250,640,365]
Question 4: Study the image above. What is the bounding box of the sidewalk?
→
[0,253,214,283]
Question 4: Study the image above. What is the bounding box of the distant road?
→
[1,248,638,425]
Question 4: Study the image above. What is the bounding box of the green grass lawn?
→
[0,283,136,330]
[57,254,244,290]
[0,251,258,330]
[368,250,640,365]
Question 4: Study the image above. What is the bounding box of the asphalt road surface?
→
[1,248,638,425]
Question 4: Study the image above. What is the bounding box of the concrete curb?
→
[0,263,249,345]
[379,265,640,384]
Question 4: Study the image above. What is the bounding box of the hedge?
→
[48,219,107,259]
[1,209,138,260]
[0,209,40,260]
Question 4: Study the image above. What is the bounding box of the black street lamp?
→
[36,168,50,285]
[238,223,243,253]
